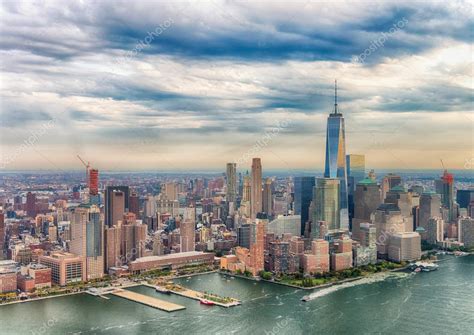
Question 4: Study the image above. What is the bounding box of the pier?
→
[150,283,241,308]
[111,289,185,312]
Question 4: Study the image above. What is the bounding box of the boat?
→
[155,286,171,294]
[301,295,310,302]
[410,261,439,272]
[200,299,215,306]
[454,251,468,257]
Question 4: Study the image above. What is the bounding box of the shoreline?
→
[0,291,84,307]
[218,264,412,290]
[0,258,448,306]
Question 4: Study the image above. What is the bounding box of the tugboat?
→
[199,299,215,306]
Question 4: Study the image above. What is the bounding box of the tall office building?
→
[418,192,441,240]
[26,192,36,217]
[346,154,365,225]
[457,189,474,209]
[251,158,262,219]
[118,213,147,264]
[382,173,402,200]
[88,169,99,195]
[440,170,454,222]
[180,219,195,252]
[352,178,381,241]
[70,204,104,280]
[249,218,267,275]
[105,186,129,227]
[104,225,121,271]
[129,192,139,218]
[110,190,126,228]
[242,173,251,202]
[324,81,348,229]
[294,176,315,236]
[237,223,251,249]
[312,178,340,235]
[0,210,4,260]
[262,178,273,217]
[373,203,407,258]
[458,218,474,249]
[163,182,178,201]
[426,217,444,245]
[226,163,237,203]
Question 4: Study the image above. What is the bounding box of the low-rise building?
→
[39,252,86,286]
[128,251,214,273]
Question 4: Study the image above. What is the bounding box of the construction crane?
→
[77,155,90,187]
[440,158,446,172]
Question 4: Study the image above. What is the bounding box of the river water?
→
[1,255,473,334]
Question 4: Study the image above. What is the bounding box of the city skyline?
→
[0,1,472,171]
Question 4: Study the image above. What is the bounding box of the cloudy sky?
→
[0,0,472,172]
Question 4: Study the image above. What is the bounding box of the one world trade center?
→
[324,80,349,230]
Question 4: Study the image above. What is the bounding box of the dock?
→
[111,289,186,312]
[152,284,241,308]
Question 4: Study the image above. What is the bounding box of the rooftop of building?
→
[357,178,376,185]
[376,203,401,213]
[130,251,213,263]
[391,232,420,238]
[389,185,407,193]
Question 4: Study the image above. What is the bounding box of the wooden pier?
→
[111,289,185,312]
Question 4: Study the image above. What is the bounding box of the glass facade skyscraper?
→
[324,81,348,229]
[294,176,315,235]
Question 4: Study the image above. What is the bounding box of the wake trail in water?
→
[304,272,412,301]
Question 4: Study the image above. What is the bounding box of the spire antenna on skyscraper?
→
[334,79,338,114]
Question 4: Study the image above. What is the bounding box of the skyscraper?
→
[352,178,382,241]
[109,190,126,228]
[180,217,195,253]
[294,176,315,236]
[26,192,36,217]
[346,154,365,225]
[418,192,441,240]
[88,169,99,195]
[262,177,273,217]
[0,210,5,260]
[88,168,99,205]
[226,163,237,203]
[251,158,262,218]
[311,178,340,235]
[129,192,139,217]
[440,170,454,222]
[249,218,266,275]
[457,189,474,209]
[324,81,348,229]
[381,173,402,200]
[105,186,129,227]
[70,204,104,280]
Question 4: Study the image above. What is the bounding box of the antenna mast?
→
[334,79,338,114]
